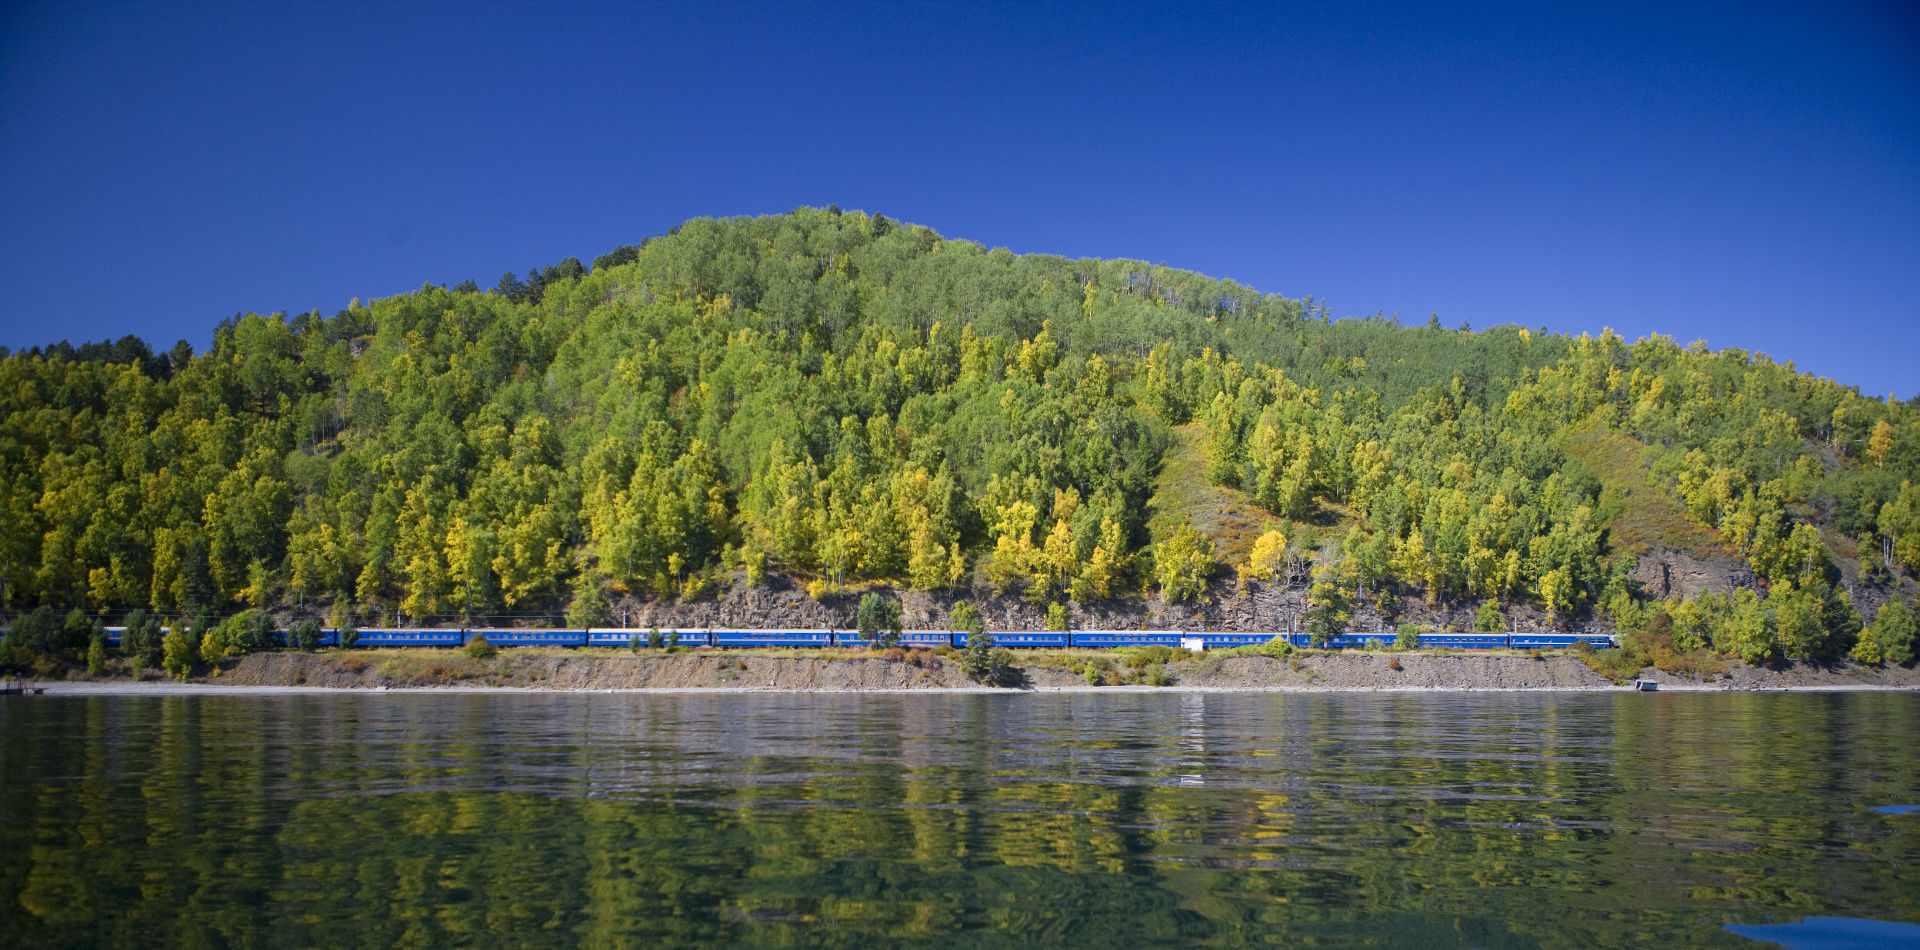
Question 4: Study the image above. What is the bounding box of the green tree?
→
[953,602,1006,683]
[7,606,63,664]
[857,593,903,648]
[1769,585,1826,661]
[1204,392,1242,487]
[62,608,95,654]
[289,618,323,652]
[1715,590,1773,665]
[566,571,610,628]
[1305,566,1350,647]
[121,608,163,668]
[1881,482,1920,576]
[1857,597,1916,665]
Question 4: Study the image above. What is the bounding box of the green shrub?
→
[1395,623,1421,650]
[1225,636,1294,659]
[464,634,497,659]
[1083,664,1101,686]
[5,606,62,667]
[1474,602,1504,633]
[337,622,359,649]
[161,628,194,681]
[1142,662,1173,687]
[1127,645,1176,669]
[200,611,274,664]
[647,626,664,649]
[1046,603,1069,631]
[199,615,235,664]
[1579,647,1643,684]
[950,602,982,635]
[86,632,108,676]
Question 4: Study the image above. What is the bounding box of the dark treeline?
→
[1,207,1916,672]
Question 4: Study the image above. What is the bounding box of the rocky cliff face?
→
[601,571,1599,637]
[1628,546,1756,601]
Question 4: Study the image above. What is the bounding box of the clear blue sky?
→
[2,1,1915,397]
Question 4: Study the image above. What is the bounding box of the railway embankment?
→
[24,649,1920,694]
[136,649,1920,691]
[210,649,1620,691]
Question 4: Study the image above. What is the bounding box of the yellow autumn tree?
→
[1868,419,1895,468]
[1238,529,1288,590]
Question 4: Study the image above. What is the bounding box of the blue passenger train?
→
[101,625,1614,651]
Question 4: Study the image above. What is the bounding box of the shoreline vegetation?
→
[13,647,1920,694]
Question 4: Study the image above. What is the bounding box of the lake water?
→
[2,691,1916,948]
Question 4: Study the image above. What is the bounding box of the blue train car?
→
[583,627,714,646]
[1420,632,1510,650]
[1508,632,1614,650]
[898,630,957,648]
[468,628,586,648]
[353,628,466,647]
[833,630,877,648]
[1070,630,1185,649]
[837,629,930,648]
[585,628,647,648]
[710,628,832,648]
[1552,632,1614,649]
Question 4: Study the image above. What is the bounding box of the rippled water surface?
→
[2,691,1916,947]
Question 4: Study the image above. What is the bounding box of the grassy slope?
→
[1148,423,1358,568]
[1559,424,1728,560]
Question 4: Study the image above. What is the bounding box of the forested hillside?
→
[3,208,1917,667]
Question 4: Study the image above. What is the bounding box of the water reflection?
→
[2,692,1917,947]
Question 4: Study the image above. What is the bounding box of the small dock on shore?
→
[2,677,47,695]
